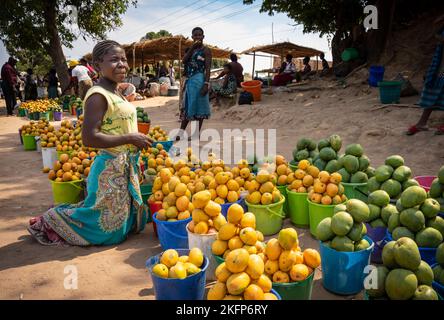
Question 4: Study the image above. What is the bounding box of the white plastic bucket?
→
[35,136,41,152]
[42,147,57,169]
[186,222,217,281]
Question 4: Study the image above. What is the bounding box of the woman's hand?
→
[200,83,209,96]
[127,133,153,150]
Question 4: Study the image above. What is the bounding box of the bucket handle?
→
[53,180,84,190]
[266,204,285,219]
[354,187,368,198]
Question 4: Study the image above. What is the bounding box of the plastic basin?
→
[51,179,84,205]
[307,199,335,237]
[286,188,309,227]
[153,213,191,250]
[272,269,316,300]
[365,223,387,264]
[241,80,262,102]
[378,81,402,104]
[414,176,437,192]
[385,230,437,265]
[146,249,208,300]
[187,222,217,281]
[245,197,285,236]
[320,236,374,295]
[342,182,368,203]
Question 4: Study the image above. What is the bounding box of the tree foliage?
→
[141,30,172,41]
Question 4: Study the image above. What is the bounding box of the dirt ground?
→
[1,79,443,300]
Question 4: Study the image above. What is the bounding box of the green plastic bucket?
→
[289,160,298,172]
[272,269,316,300]
[18,109,26,117]
[287,188,309,227]
[213,254,224,266]
[40,111,50,121]
[246,197,285,236]
[22,135,37,151]
[342,48,359,62]
[342,182,368,203]
[307,198,335,237]
[48,110,54,121]
[277,185,289,218]
[51,179,84,205]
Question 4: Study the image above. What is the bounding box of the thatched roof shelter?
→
[241,41,323,58]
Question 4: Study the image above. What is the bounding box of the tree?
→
[13,47,54,76]
[0,0,137,92]
[140,30,172,41]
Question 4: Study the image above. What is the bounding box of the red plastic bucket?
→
[241,80,262,102]
[414,176,437,192]
[149,202,162,238]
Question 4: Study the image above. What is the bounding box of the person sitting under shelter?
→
[216,53,244,87]
[210,63,237,102]
[272,54,296,86]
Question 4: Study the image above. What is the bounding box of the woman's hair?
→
[286,54,293,61]
[223,63,232,71]
[192,27,204,35]
[320,52,325,59]
[230,53,238,62]
[92,40,123,65]
[303,56,310,64]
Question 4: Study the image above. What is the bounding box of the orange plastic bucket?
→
[138,122,151,135]
[241,80,262,102]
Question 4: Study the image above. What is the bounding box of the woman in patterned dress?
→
[210,63,237,99]
[28,40,152,246]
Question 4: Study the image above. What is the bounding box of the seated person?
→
[319,53,331,76]
[210,63,237,100]
[217,53,244,87]
[272,54,296,86]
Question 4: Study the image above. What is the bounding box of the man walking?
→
[1,57,18,116]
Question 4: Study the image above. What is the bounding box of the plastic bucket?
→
[414,176,436,192]
[277,185,289,218]
[245,197,285,236]
[153,140,173,152]
[241,80,262,102]
[137,122,151,134]
[152,213,191,250]
[18,129,23,145]
[22,135,37,151]
[342,182,368,203]
[272,269,315,300]
[76,108,83,119]
[53,111,62,121]
[140,183,153,205]
[307,199,335,237]
[187,223,217,281]
[149,202,162,237]
[378,81,402,104]
[48,110,54,121]
[146,248,208,300]
[18,109,26,117]
[289,160,298,172]
[365,223,387,264]
[213,254,224,266]
[341,48,359,62]
[368,65,385,87]
[431,264,444,298]
[71,106,77,116]
[385,230,436,265]
[220,198,247,218]
[39,112,50,121]
[42,147,57,169]
[320,236,374,295]
[30,112,40,120]
[287,189,309,227]
[51,179,84,205]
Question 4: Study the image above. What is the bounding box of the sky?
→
[0,0,332,75]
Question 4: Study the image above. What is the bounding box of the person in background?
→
[216,53,244,87]
[158,61,171,86]
[406,27,444,135]
[210,63,237,100]
[272,54,296,86]
[319,52,331,77]
[1,57,18,116]
[25,68,38,101]
[17,72,26,102]
[84,59,98,83]
[28,40,152,246]
[47,68,59,99]
[169,62,176,86]
[72,58,93,99]
[175,27,212,142]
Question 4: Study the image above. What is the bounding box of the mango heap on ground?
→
[316,199,371,252]
[211,203,265,258]
[152,248,204,279]
[148,125,169,142]
[306,169,347,205]
[21,120,53,137]
[208,204,278,300]
[245,167,283,206]
[188,190,223,235]
[47,152,93,182]
[366,237,439,300]
[262,228,321,284]
[19,99,59,113]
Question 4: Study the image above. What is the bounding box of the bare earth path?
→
[0,80,443,299]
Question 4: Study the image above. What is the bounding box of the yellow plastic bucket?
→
[51,179,84,205]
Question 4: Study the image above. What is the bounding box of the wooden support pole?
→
[132,45,136,74]
[252,52,256,78]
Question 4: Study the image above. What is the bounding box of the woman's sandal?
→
[434,125,444,135]
[405,125,428,136]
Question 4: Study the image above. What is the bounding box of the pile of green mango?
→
[137,107,150,123]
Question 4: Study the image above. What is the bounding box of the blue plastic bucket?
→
[385,230,437,265]
[153,213,191,250]
[431,263,444,298]
[378,81,402,104]
[368,65,385,87]
[153,140,173,152]
[320,236,374,295]
[146,249,208,300]
[365,223,387,264]
[220,198,247,218]
[270,289,282,300]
